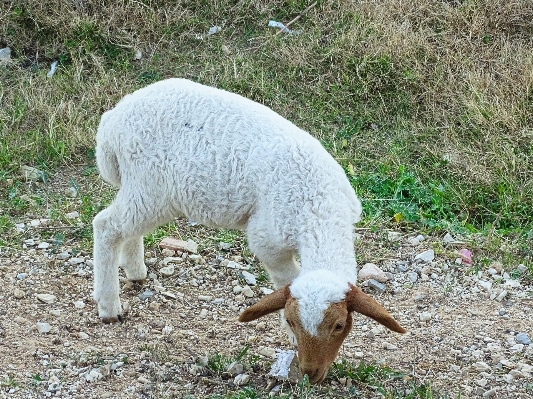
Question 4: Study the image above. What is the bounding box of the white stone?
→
[73,301,85,309]
[415,249,435,263]
[198,295,213,301]
[387,231,401,242]
[36,322,51,333]
[85,369,103,382]
[226,362,243,375]
[419,312,432,322]
[241,271,257,285]
[242,285,254,298]
[65,211,79,219]
[358,263,389,283]
[233,285,243,294]
[472,362,491,372]
[234,374,250,386]
[36,294,56,304]
[259,347,276,357]
[69,257,85,265]
[199,309,208,318]
[478,280,492,292]
[159,265,175,277]
[382,342,397,350]
[37,242,50,249]
[260,287,274,295]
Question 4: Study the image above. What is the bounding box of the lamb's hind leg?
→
[119,235,147,283]
[93,193,167,323]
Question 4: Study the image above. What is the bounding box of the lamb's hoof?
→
[101,314,124,324]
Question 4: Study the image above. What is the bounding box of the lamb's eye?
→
[334,323,345,331]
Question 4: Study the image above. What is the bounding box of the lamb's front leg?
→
[92,208,123,323]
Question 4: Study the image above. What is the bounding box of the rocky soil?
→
[0,171,532,399]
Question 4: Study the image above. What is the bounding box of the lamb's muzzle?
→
[92,78,405,384]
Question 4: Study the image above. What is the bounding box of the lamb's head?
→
[238,270,406,384]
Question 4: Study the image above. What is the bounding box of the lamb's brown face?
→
[239,284,406,385]
[284,298,353,384]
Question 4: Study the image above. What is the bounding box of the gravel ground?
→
[0,171,532,399]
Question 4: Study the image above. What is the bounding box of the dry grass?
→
[1,0,532,236]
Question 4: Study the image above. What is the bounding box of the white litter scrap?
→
[268,20,302,35]
[0,47,11,62]
[208,26,222,35]
[268,349,296,379]
[47,61,58,78]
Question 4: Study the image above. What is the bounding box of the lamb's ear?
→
[346,284,406,333]
[238,285,290,322]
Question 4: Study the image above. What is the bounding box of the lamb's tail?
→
[95,133,121,187]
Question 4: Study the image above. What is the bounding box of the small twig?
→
[249,1,318,52]
[274,1,318,36]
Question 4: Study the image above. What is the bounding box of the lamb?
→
[92,78,406,384]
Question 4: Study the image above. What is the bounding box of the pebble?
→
[419,311,432,322]
[36,293,56,304]
[37,242,50,249]
[226,362,244,375]
[161,248,175,257]
[387,231,401,242]
[14,288,25,299]
[242,285,254,298]
[198,295,213,301]
[259,347,276,357]
[396,264,409,273]
[408,272,419,283]
[159,237,198,254]
[73,301,85,309]
[443,233,455,244]
[478,280,492,292]
[260,287,274,295]
[515,333,531,345]
[233,285,243,294]
[219,242,233,251]
[78,332,90,340]
[234,374,250,386]
[358,263,389,282]
[56,251,70,260]
[517,264,527,273]
[36,322,52,333]
[367,279,386,293]
[139,290,154,300]
[21,165,44,181]
[473,362,491,372]
[65,211,79,219]
[159,265,175,277]
[482,389,496,397]
[241,271,257,285]
[199,309,209,318]
[415,249,434,263]
[16,273,27,280]
[382,342,398,350]
[69,257,85,265]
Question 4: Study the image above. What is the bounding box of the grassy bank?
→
[1,1,532,243]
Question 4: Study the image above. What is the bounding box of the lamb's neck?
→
[297,222,358,283]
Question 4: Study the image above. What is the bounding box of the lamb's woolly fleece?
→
[93,78,362,325]
[289,269,352,336]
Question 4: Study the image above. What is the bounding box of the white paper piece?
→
[268,349,296,379]
[47,61,58,78]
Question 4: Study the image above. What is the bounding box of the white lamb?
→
[92,78,405,384]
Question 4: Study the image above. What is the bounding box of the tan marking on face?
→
[284,298,352,384]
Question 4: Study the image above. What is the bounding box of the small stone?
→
[86,369,103,382]
[226,362,244,375]
[358,263,389,282]
[139,290,154,300]
[503,279,520,289]
[255,322,266,331]
[189,254,205,264]
[260,287,274,295]
[78,332,90,340]
[21,165,44,181]
[73,301,85,309]
[495,290,507,302]
[241,271,257,285]
[472,362,491,372]
[387,231,401,242]
[414,249,434,263]
[415,234,425,241]
[500,359,516,369]
[259,347,276,357]
[478,280,492,292]
[49,309,61,316]
[408,272,419,283]
[419,311,432,322]
[69,257,85,265]
[242,285,254,298]
[17,273,27,280]
[37,242,50,249]
[515,333,531,345]
[443,233,455,244]
[233,285,243,294]
[159,265,175,277]
[0,46,11,62]
[219,242,233,250]
[159,237,198,254]
[367,279,386,293]
[56,252,70,260]
[396,264,409,273]
[407,236,420,245]
[14,288,25,299]
[36,293,56,304]
[65,187,78,197]
[199,309,208,318]
[24,238,36,246]
[36,322,52,333]
[234,374,250,386]
[382,342,397,350]
[65,211,79,219]
[198,295,213,301]
[482,389,496,397]
[161,248,175,257]
[517,264,527,273]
